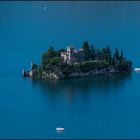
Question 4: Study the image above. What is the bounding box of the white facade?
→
[61,46,83,63]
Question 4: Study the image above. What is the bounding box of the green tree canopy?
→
[82,41,90,61]
[90,44,96,60]
[41,46,58,69]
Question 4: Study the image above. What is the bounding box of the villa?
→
[61,46,84,63]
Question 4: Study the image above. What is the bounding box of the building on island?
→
[61,46,84,63]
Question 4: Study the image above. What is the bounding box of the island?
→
[22,41,132,79]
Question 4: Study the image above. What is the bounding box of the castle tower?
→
[67,46,71,61]
[67,46,74,61]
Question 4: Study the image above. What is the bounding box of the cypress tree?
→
[113,47,120,64]
[120,50,124,62]
[90,44,96,60]
[82,41,90,61]
[115,47,119,60]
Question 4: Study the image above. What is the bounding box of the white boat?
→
[134,68,140,71]
[56,127,64,131]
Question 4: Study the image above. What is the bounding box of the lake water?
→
[0,1,140,138]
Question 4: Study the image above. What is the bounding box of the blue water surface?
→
[0,1,140,138]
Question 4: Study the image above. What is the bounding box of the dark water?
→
[0,1,140,138]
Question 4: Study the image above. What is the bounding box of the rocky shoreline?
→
[23,67,132,80]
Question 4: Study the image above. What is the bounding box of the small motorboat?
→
[56,127,64,132]
[134,68,140,71]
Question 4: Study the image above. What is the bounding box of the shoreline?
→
[22,68,132,80]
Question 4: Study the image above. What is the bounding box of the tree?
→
[32,64,38,70]
[115,48,119,60]
[119,50,124,63]
[101,46,112,62]
[41,46,56,68]
[95,49,102,60]
[49,57,63,66]
[90,44,96,60]
[126,60,132,70]
[82,41,90,61]
[49,46,54,51]
[44,57,63,73]
[60,63,72,77]
[112,47,120,64]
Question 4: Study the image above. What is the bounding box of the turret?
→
[67,46,74,61]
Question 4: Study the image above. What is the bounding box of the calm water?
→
[0,1,140,138]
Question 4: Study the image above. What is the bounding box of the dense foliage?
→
[32,41,132,77]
